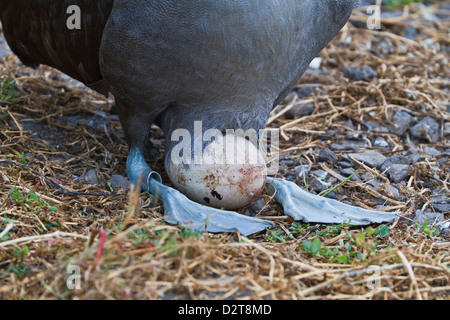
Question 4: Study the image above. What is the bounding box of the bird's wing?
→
[0,0,114,95]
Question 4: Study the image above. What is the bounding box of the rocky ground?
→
[0,2,448,300]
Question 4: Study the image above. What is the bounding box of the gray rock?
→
[385,185,400,198]
[110,175,132,191]
[361,172,374,180]
[365,121,381,130]
[430,196,450,213]
[411,117,440,142]
[307,177,330,193]
[381,154,412,172]
[310,169,328,181]
[285,102,315,119]
[295,86,318,99]
[337,161,353,168]
[280,160,295,168]
[423,146,441,157]
[341,168,355,176]
[83,169,99,185]
[330,143,360,152]
[307,170,330,193]
[248,198,267,215]
[320,130,335,141]
[387,110,412,136]
[371,126,389,133]
[405,148,421,164]
[343,65,376,81]
[438,156,448,167]
[318,149,338,164]
[373,37,395,55]
[373,137,389,147]
[347,151,387,169]
[444,122,450,136]
[340,168,360,181]
[284,88,317,119]
[368,178,382,191]
[386,164,412,182]
[294,165,308,179]
[403,25,420,41]
[412,210,445,226]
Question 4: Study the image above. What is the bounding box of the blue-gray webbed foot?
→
[126,147,273,235]
[266,177,399,225]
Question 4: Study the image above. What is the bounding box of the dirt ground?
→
[0,4,448,300]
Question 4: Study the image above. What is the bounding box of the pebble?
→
[368,178,382,191]
[83,169,99,185]
[422,146,441,157]
[337,161,353,168]
[430,196,450,213]
[318,149,338,164]
[340,168,355,176]
[380,154,412,172]
[307,177,330,193]
[411,117,440,142]
[343,65,376,81]
[248,198,267,215]
[294,165,308,179]
[295,86,318,99]
[285,102,315,119]
[307,170,330,193]
[330,143,360,152]
[387,110,412,136]
[373,137,389,147]
[110,175,131,191]
[320,130,336,141]
[373,37,396,55]
[347,151,387,169]
[309,57,322,70]
[412,210,445,226]
[310,169,328,181]
[386,164,412,182]
[385,185,400,198]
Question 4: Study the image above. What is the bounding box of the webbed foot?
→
[266,177,398,225]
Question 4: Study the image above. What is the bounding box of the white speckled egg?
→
[167,134,267,209]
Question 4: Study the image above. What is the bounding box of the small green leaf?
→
[333,254,349,264]
[310,238,322,255]
[379,225,389,238]
[302,240,312,252]
[20,152,27,165]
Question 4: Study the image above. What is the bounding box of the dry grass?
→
[0,4,448,300]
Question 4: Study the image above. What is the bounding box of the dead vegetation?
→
[0,4,448,299]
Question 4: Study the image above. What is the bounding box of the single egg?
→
[167,134,267,209]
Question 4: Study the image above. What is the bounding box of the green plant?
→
[8,262,28,278]
[9,186,58,212]
[129,226,204,258]
[301,224,391,264]
[416,220,439,237]
[264,228,290,243]
[291,222,309,237]
[0,78,19,103]
[13,245,30,258]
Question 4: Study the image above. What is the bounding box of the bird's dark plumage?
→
[0,0,113,95]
